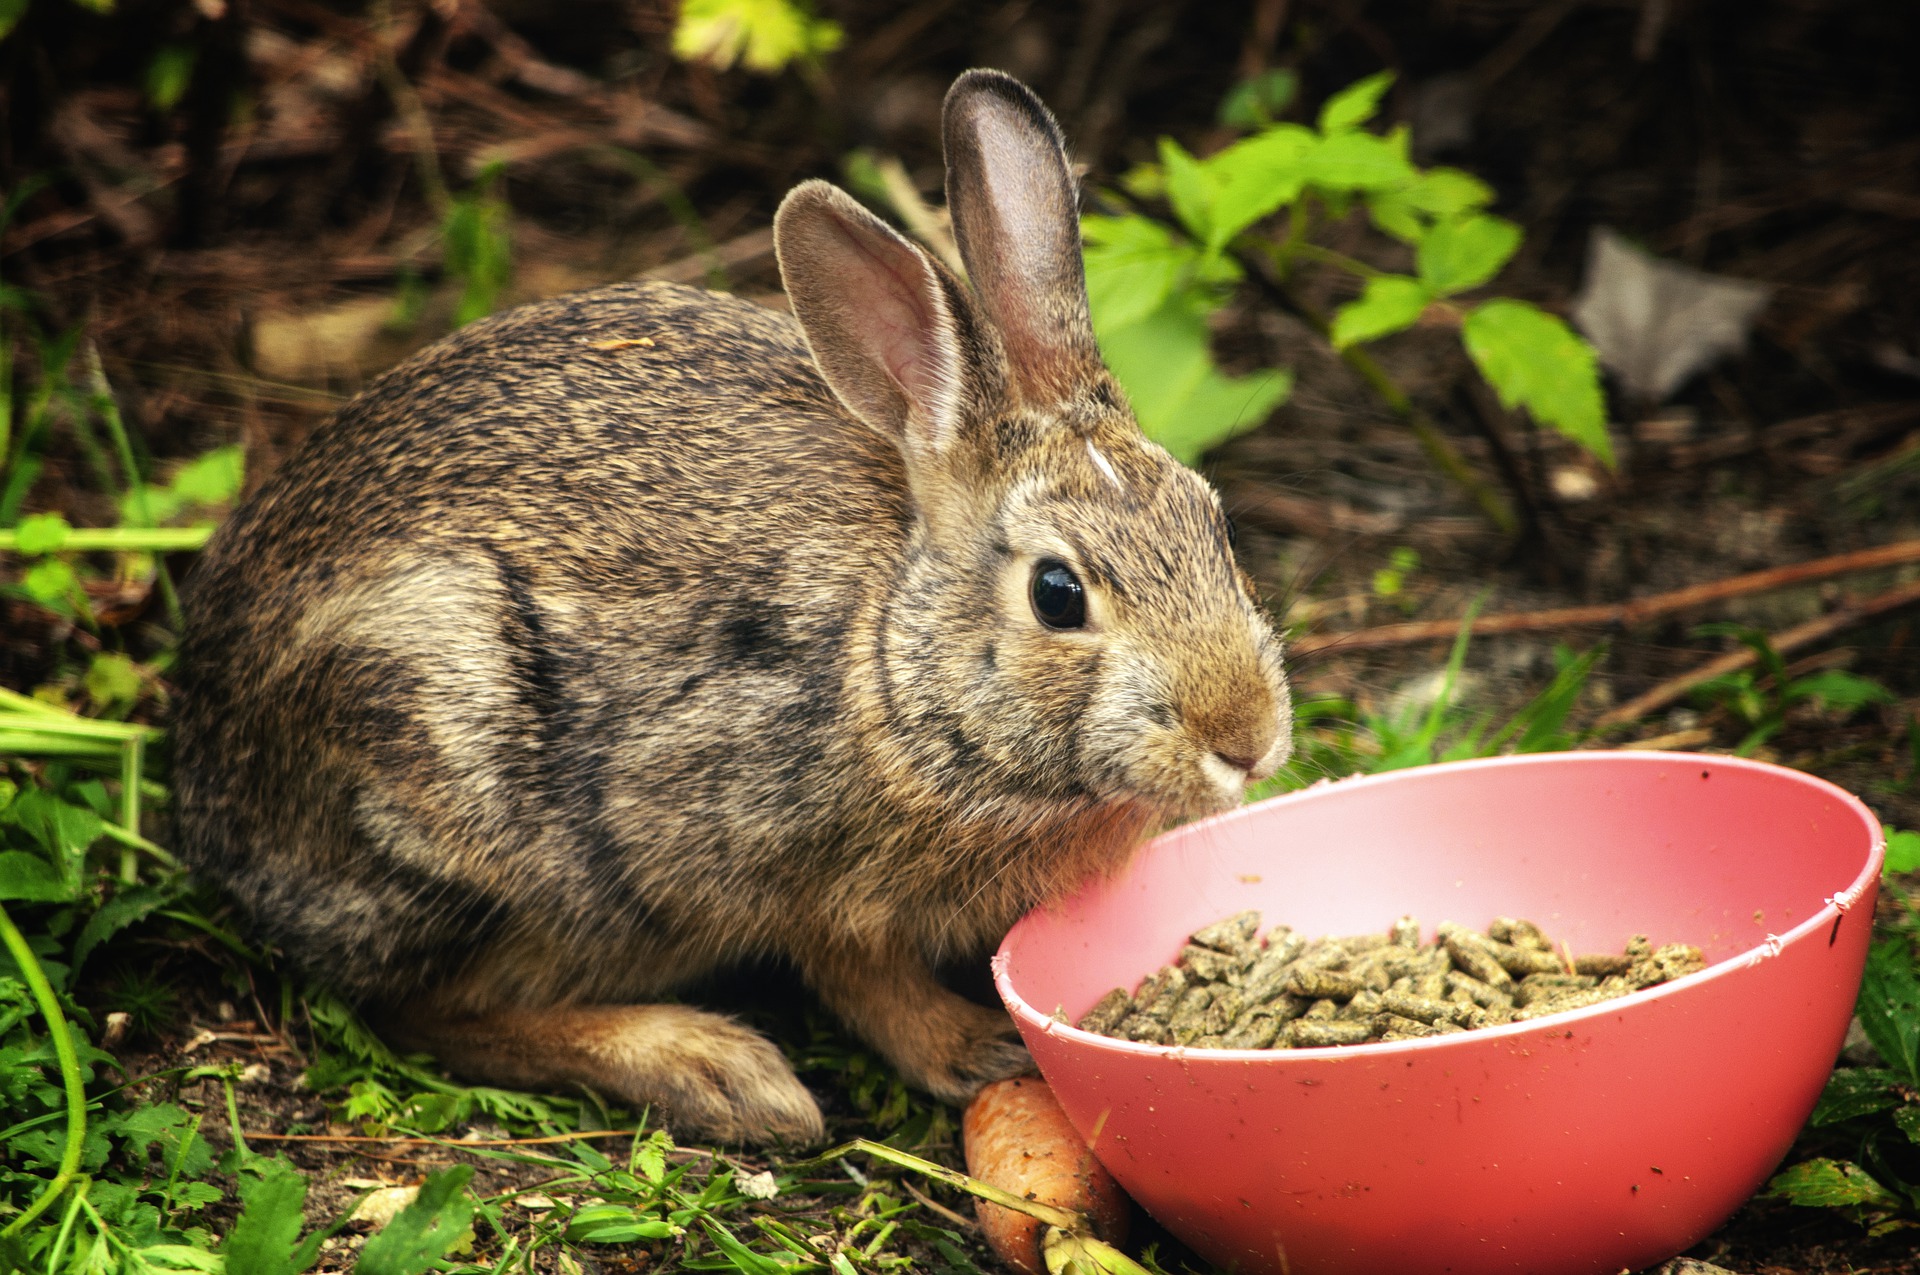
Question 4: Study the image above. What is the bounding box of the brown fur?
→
[171,71,1290,1144]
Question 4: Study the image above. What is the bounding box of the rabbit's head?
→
[775,70,1290,826]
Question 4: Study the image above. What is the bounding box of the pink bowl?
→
[993,752,1884,1275]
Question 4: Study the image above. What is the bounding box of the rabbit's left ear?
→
[943,70,1100,407]
[775,179,971,464]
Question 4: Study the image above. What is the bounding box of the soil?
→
[5,1,1920,1271]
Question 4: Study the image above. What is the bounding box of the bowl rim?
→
[994,750,1887,1063]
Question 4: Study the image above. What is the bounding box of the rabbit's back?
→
[175,283,910,1004]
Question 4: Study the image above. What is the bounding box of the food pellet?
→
[1075,912,1706,1051]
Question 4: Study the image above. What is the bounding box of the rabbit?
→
[171,69,1292,1145]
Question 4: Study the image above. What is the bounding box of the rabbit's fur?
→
[173,71,1290,1143]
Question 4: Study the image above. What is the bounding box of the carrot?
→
[962,1077,1129,1275]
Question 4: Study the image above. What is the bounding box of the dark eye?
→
[1224,513,1239,550]
[1030,560,1087,630]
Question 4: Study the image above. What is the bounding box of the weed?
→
[1688,622,1897,755]
[1764,850,1920,1231]
[1080,72,1607,531]
[1260,612,1606,793]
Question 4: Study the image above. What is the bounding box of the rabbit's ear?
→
[943,70,1099,406]
[775,180,969,461]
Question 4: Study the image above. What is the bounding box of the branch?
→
[1291,538,1920,656]
[1594,577,1920,727]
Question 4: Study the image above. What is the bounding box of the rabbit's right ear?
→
[775,180,970,466]
[942,70,1100,407]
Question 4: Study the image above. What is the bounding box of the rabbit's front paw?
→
[886,996,1038,1107]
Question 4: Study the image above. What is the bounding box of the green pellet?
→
[1287,1019,1374,1048]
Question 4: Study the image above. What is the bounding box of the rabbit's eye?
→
[1224,513,1239,550]
[1031,561,1087,630]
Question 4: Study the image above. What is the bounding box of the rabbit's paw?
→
[390,1001,825,1147]
[587,1005,828,1146]
[897,998,1038,1106]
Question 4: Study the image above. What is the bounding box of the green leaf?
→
[1365,190,1426,244]
[1886,828,1920,875]
[1317,72,1394,134]
[635,1129,670,1184]
[1202,125,1316,251]
[1461,300,1613,466]
[172,1182,228,1211]
[145,44,196,113]
[0,0,31,42]
[13,512,70,555]
[129,1244,225,1271]
[353,1164,474,1275]
[1810,1068,1904,1125]
[566,1204,676,1244]
[101,1102,195,1162]
[1403,168,1495,216]
[1158,137,1216,245]
[672,0,842,73]
[73,884,169,971]
[84,652,143,711]
[1330,276,1430,349]
[6,784,107,864]
[1896,1105,1920,1144]
[1785,669,1896,714]
[1082,215,1194,332]
[22,556,78,605]
[0,850,76,902]
[168,446,245,507]
[1857,939,1920,1088]
[700,1220,789,1275]
[1097,299,1289,466]
[1766,1158,1907,1211]
[1416,214,1521,296]
[1303,130,1417,192]
[1217,69,1296,131]
[225,1159,313,1275]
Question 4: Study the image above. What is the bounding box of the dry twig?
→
[1291,539,1920,656]
[1593,577,1920,727]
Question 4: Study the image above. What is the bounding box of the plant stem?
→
[118,735,143,883]
[0,900,89,1239]
[1236,252,1518,534]
[1290,241,1383,280]
[83,345,184,630]
[0,525,216,552]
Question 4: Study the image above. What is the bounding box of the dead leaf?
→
[1571,227,1772,402]
[350,1184,421,1230]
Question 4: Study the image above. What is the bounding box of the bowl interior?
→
[1002,751,1880,1029]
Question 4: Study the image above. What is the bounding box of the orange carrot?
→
[962,1077,1129,1275]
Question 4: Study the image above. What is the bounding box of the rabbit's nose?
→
[1188,689,1280,777]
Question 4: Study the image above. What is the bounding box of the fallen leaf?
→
[350,1184,421,1230]
[1571,227,1771,402]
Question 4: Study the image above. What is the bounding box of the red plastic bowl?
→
[993,752,1884,1275]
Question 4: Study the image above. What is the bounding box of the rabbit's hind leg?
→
[379,1001,825,1146]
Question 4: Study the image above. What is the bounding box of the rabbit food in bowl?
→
[992,752,1885,1275]
[1073,912,1708,1049]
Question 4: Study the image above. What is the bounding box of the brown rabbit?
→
[172,70,1291,1144]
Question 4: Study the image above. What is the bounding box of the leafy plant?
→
[1082,71,1608,524]
[1765,843,1920,1230]
[1688,623,1897,755]
[443,163,514,330]
[672,0,843,74]
[1261,615,1605,793]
